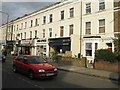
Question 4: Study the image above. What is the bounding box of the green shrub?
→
[95,49,117,62]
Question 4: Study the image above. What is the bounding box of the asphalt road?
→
[2,56,120,89]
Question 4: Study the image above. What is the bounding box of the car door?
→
[20,56,30,74]
[15,56,24,72]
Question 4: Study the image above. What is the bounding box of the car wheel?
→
[28,71,34,79]
[13,66,17,73]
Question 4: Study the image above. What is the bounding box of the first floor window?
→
[21,33,22,39]
[24,32,26,39]
[60,26,64,37]
[99,19,105,33]
[35,30,37,38]
[69,24,74,36]
[30,31,32,38]
[43,29,45,38]
[85,22,91,34]
[49,28,52,37]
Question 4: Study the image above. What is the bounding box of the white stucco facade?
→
[81,0,115,62]
[0,0,119,61]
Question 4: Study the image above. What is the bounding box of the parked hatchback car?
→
[13,55,58,79]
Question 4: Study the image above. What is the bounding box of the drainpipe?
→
[80,0,82,58]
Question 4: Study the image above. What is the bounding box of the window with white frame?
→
[85,22,91,34]
[49,14,53,23]
[99,19,105,33]
[86,43,92,56]
[69,8,74,18]
[21,33,22,39]
[24,32,26,39]
[69,24,74,36]
[30,20,33,27]
[99,0,105,11]
[43,29,45,38]
[35,19,38,26]
[30,31,32,39]
[17,25,18,30]
[61,10,64,20]
[21,23,23,30]
[35,30,37,38]
[86,3,91,14]
[25,22,27,29]
[43,16,46,24]
[49,28,52,37]
[14,26,15,32]
[60,26,64,37]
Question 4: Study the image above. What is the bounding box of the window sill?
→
[42,24,46,25]
[97,9,106,13]
[59,19,64,21]
[48,22,53,24]
[83,13,91,16]
[68,17,74,19]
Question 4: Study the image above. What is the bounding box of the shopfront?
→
[35,39,48,56]
[19,39,34,55]
[48,37,71,54]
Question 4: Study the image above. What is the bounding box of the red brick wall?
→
[95,61,120,73]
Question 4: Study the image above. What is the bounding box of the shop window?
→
[86,43,92,56]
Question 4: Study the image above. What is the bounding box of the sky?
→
[0,1,59,25]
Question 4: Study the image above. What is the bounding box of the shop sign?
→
[37,39,47,42]
[21,40,33,46]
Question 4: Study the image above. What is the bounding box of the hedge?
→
[95,49,117,63]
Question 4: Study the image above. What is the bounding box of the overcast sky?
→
[0,1,58,25]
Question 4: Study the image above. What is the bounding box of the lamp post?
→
[0,11,9,48]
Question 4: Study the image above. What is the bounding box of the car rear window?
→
[29,56,47,64]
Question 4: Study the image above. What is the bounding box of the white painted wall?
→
[81,0,114,62]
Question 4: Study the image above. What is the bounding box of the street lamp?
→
[0,11,9,48]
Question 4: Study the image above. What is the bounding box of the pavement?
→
[6,54,120,81]
[52,63,120,81]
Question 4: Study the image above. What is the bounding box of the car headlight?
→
[39,70,45,72]
[54,68,57,71]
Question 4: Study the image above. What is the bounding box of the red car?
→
[13,55,58,79]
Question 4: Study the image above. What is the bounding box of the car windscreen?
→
[29,56,47,64]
